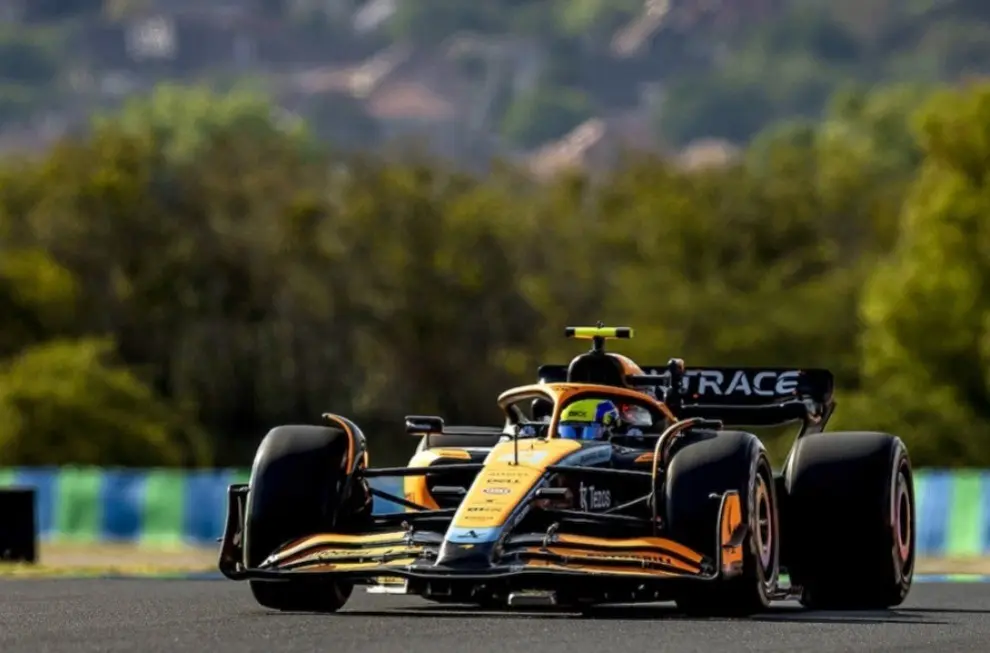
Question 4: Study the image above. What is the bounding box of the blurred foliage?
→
[0,80,989,469]
[0,25,67,127]
[388,1,508,44]
[377,0,990,149]
[306,92,382,150]
[0,27,61,86]
[0,339,211,466]
[22,0,102,23]
[550,0,642,40]
[840,81,990,466]
[500,85,595,148]
[654,0,990,146]
[0,248,78,358]
[4,0,990,156]
[0,84,44,125]
[93,82,314,164]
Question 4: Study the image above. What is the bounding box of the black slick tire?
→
[244,424,365,612]
[783,431,915,610]
[665,430,780,616]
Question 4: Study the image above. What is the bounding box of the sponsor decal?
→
[446,526,499,543]
[578,482,612,511]
[495,450,549,464]
[486,469,528,479]
[483,486,511,495]
[679,369,800,397]
[316,546,407,561]
[574,551,675,566]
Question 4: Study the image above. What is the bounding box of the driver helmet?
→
[558,399,620,441]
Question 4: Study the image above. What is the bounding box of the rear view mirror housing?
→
[405,415,445,437]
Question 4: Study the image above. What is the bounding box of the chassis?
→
[218,326,916,615]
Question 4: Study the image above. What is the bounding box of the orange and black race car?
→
[218,325,916,615]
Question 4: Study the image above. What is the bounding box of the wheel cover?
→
[754,474,774,573]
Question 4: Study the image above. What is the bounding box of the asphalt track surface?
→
[3,579,989,653]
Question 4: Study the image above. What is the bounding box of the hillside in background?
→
[2,0,990,171]
[3,2,990,469]
[3,76,990,468]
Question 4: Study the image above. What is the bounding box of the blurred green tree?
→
[846,81,990,465]
[0,338,211,466]
[500,85,594,148]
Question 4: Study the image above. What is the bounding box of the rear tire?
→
[784,431,915,610]
[244,424,368,612]
[665,431,780,616]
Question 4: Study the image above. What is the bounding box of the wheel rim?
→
[893,469,912,567]
[754,474,774,573]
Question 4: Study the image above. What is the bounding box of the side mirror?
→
[405,415,445,435]
[406,415,445,449]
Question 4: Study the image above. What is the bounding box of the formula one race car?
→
[218,325,915,616]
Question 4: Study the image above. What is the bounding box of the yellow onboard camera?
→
[565,324,633,353]
[564,325,634,339]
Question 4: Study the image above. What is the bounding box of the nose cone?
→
[436,526,500,567]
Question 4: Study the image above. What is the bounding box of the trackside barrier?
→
[0,467,988,557]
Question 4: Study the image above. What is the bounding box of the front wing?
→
[218,488,746,588]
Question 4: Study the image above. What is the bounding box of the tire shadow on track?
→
[321,604,949,625]
[899,606,990,616]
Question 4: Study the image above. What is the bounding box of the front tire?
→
[244,424,368,612]
[665,431,780,616]
[783,431,915,610]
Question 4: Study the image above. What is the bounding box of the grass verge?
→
[0,542,217,577]
[0,563,214,578]
[915,557,990,575]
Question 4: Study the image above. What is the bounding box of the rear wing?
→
[537,364,835,432]
[666,366,834,431]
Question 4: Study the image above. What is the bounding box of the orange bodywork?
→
[552,533,704,564]
[321,413,357,472]
[258,373,743,583]
[719,491,745,575]
[400,381,679,522]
